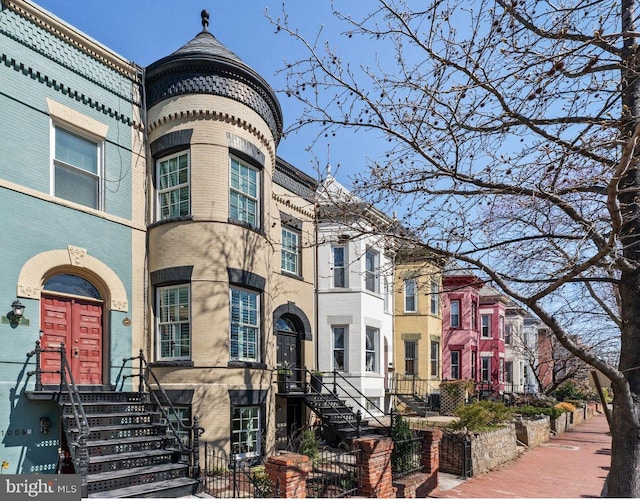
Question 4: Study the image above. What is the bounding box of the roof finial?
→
[201,10,210,32]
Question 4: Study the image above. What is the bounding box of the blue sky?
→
[33,0,384,186]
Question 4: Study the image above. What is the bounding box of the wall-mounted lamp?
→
[7,300,25,326]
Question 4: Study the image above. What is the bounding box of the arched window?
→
[43,274,101,300]
[276,316,298,334]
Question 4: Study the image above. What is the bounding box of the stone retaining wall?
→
[514,416,550,448]
[470,424,518,475]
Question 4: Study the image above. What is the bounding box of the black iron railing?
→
[117,349,204,480]
[307,447,361,498]
[26,340,90,497]
[203,447,275,498]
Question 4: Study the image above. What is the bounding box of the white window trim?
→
[156,284,191,361]
[51,120,105,211]
[450,350,461,380]
[281,226,300,275]
[365,249,379,293]
[156,150,190,221]
[430,279,439,315]
[230,287,261,363]
[404,278,417,313]
[229,155,260,227]
[231,406,261,459]
[332,326,347,372]
[481,314,492,338]
[332,245,347,288]
[450,299,461,328]
[365,327,379,373]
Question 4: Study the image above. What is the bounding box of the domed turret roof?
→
[146,10,283,144]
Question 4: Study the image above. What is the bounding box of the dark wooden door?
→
[277,333,299,385]
[41,294,103,385]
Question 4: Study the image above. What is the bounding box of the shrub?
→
[390,414,419,473]
[249,465,273,497]
[296,428,319,462]
[515,405,563,420]
[554,382,589,402]
[448,400,513,432]
[555,401,577,413]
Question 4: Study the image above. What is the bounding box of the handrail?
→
[119,350,203,478]
[302,379,364,436]
[27,340,90,496]
[307,369,388,429]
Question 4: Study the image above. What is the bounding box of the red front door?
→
[40,294,103,385]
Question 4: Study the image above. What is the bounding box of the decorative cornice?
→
[148,108,276,166]
[272,193,314,220]
[4,0,140,79]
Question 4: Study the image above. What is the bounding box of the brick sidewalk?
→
[429,412,611,498]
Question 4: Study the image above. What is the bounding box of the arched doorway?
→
[40,274,104,385]
[276,315,302,388]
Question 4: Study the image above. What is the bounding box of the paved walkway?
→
[429,412,611,498]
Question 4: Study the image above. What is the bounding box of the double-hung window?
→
[230,287,260,362]
[333,326,346,371]
[53,126,102,209]
[430,340,440,378]
[365,327,378,372]
[404,341,416,375]
[430,279,439,315]
[281,227,300,275]
[157,285,191,360]
[365,249,378,292]
[481,314,491,338]
[230,157,259,227]
[157,151,189,220]
[332,246,346,288]
[481,356,491,382]
[404,279,417,312]
[450,350,460,380]
[450,300,460,328]
[231,406,261,459]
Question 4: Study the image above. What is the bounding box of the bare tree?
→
[270,0,639,495]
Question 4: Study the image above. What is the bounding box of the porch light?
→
[8,299,25,325]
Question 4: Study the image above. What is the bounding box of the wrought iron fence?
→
[439,432,473,479]
[202,446,274,498]
[391,435,423,480]
[306,447,361,498]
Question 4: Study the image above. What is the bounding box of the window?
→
[164,406,191,445]
[157,285,190,360]
[404,341,416,375]
[505,323,512,344]
[450,351,460,380]
[430,340,440,378]
[281,227,300,275]
[53,125,102,209]
[365,249,378,292]
[499,315,505,339]
[157,151,189,220]
[366,398,381,411]
[230,288,260,362]
[499,358,505,382]
[231,406,261,459]
[404,279,417,312]
[230,156,259,227]
[505,361,513,384]
[333,327,346,371]
[332,246,346,288]
[365,327,378,372]
[430,279,439,315]
[471,300,478,330]
[450,300,460,328]
[481,315,491,337]
[470,351,477,381]
[481,356,491,382]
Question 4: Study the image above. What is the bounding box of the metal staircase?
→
[301,370,388,447]
[27,343,202,498]
[389,374,440,417]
